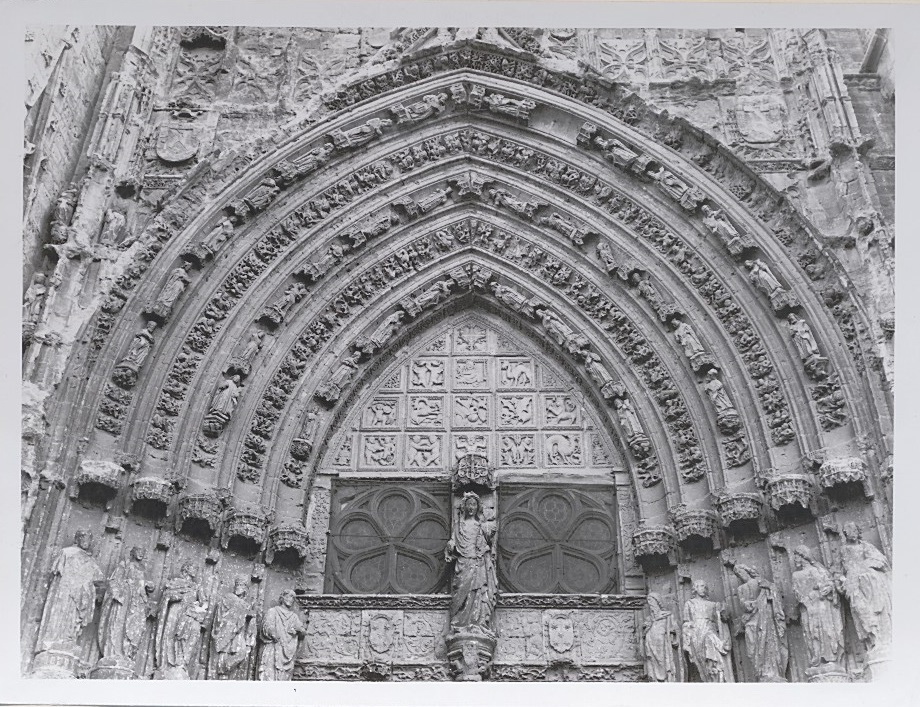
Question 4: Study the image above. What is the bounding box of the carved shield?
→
[545,612,576,654]
[155,125,200,163]
[734,97,785,144]
[367,614,395,654]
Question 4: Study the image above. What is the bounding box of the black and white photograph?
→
[8,2,916,705]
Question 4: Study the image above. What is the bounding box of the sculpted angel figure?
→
[445,493,497,635]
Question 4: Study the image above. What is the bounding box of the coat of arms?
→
[155,124,201,163]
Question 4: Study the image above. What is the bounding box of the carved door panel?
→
[325,482,451,594]
[497,486,618,594]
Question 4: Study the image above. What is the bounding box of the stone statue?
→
[483,93,537,122]
[95,546,153,677]
[99,209,126,246]
[791,545,844,669]
[229,330,265,375]
[703,369,741,433]
[328,117,392,150]
[391,92,448,123]
[745,259,784,297]
[415,280,453,310]
[681,579,734,682]
[113,321,158,388]
[488,188,543,220]
[50,184,79,244]
[316,351,361,403]
[731,564,788,682]
[257,589,306,681]
[787,314,820,359]
[208,577,257,680]
[672,319,704,358]
[614,397,645,440]
[201,217,234,255]
[355,310,404,355]
[643,593,678,682]
[203,375,243,437]
[154,561,209,680]
[701,204,753,256]
[836,522,892,658]
[445,492,497,634]
[596,239,618,273]
[583,350,622,399]
[23,272,49,325]
[152,263,192,319]
[33,530,104,674]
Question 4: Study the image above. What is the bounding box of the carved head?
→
[180,560,198,581]
[792,544,816,569]
[130,545,146,562]
[733,563,759,582]
[145,320,158,332]
[74,529,93,551]
[842,521,861,542]
[744,260,754,271]
[33,273,46,286]
[279,588,297,608]
[787,313,799,325]
[233,577,248,597]
[691,579,709,598]
[231,374,241,384]
[461,492,481,518]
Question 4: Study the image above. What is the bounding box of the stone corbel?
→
[817,456,871,497]
[758,471,817,515]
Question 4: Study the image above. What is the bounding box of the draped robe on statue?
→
[736,575,788,681]
[36,545,103,654]
[258,604,305,680]
[97,557,149,664]
[447,515,497,634]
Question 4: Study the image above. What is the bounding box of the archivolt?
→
[62,65,888,534]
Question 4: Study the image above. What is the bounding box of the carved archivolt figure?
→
[356,310,404,354]
[208,577,257,680]
[203,374,243,436]
[791,545,845,669]
[787,313,821,360]
[446,493,497,635]
[415,280,453,309]
[96,546,152,670]
[483,93,537,121]
[681,580,734,682]
[201,217,234,254]
[745,259,784,297]
[702,369,740,433]
[153,263,192,317]
[154,561,209,680]
[732,564,788,682]
[258,589,306,681]
[672,319,706,359]
[114,321,158,383]
[837,522,892,657]
[391,92,448,123]
[643,593,679,682]
[316,351,362,403]
[35,529,103,657]
[614,397,645,440]
[596,239,618,273]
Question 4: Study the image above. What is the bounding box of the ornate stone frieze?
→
[667,504,719,543]
[297,594,452,611]
[266,522,309,565]
[496,594,645,610]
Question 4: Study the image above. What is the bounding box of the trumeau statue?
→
[731,564,788,682]
[208,577,257,680]
[95,546,153,676]
[34,530,104,671]
[446,492,497,635]
[791,545,845,670]
[681,580,734,682]
[836,522,892,658]
[258,589,306,681]
[154,561,209,680]
[643,593,679,682]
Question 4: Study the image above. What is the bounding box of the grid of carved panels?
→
[330,319,618,472]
